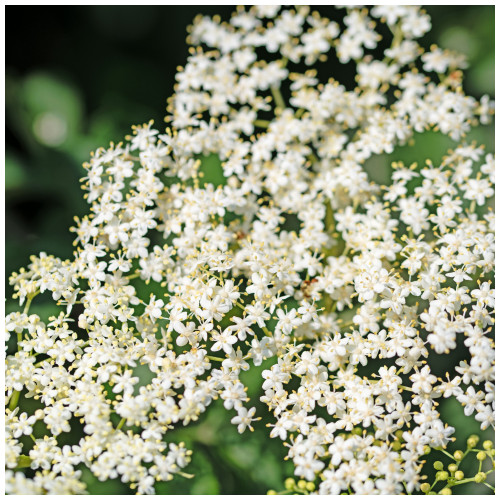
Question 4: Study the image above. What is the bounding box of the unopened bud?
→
[420,483,431,493]
[438,487,452,495]
[474,472,487,483]
[306,482,315,492]
[467,435,479,448]
[483,440,493,451]
[436,471,448,481]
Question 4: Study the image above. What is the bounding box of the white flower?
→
[231,406,259,433]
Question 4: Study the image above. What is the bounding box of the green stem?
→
[254,119,271,128]
[262,327,273,337]
[271,86,286,111]
[428,477,439,493]
[16,291,39,352]
[324,199,334,234]
[177,471,195,479]
[295,108,305,119]
[207,356,225,362]
[450,469,494,487]
[449,478,475,486]
[400,386,414,392]
[456,448,470,467]
[116,417,127,431]
[23,293,36,315]
[439,448,455,460]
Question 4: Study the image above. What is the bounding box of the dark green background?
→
[5,6,494,495]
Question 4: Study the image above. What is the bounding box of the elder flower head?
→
[5,5,494,496]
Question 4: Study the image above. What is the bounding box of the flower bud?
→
[306,482,316,492]
[297,480,307,490]
[474,472,486,483]
[447,464,458,473]
[476,451,487,461]
[467,435,479,448]
[436,471,448,481]
[483,440,493,451]
[438,487,452,495]
[433,461,444,470]
[453,450,464,461]
[392,440,402,451]
[284,478,295,490]
[454,470,464,481]
[420,483,431,493]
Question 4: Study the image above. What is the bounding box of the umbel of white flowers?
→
[5,5,494,495]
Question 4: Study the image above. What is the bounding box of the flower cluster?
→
[270,434,495,495]
[5,5,494,495]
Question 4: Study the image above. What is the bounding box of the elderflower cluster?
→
[5,5,494,495]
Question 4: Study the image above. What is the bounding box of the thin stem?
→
[271,86,286,111]
[262,326,273,337]
[450,477,475,486]
[438,448,455,460]
[428,477,439,492]
[23,293,36,315]
[254,119,271,128]
[207,355,225,362]
[177,471,195,479]
[116,417,127,431]
[17,292,38,348]
[456,448,470,467]
[324,199,334,234]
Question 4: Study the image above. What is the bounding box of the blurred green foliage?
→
[5,5,494,495]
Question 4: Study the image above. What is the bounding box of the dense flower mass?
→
[5,5,495,495]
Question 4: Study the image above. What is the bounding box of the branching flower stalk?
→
[5,5,494,495]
